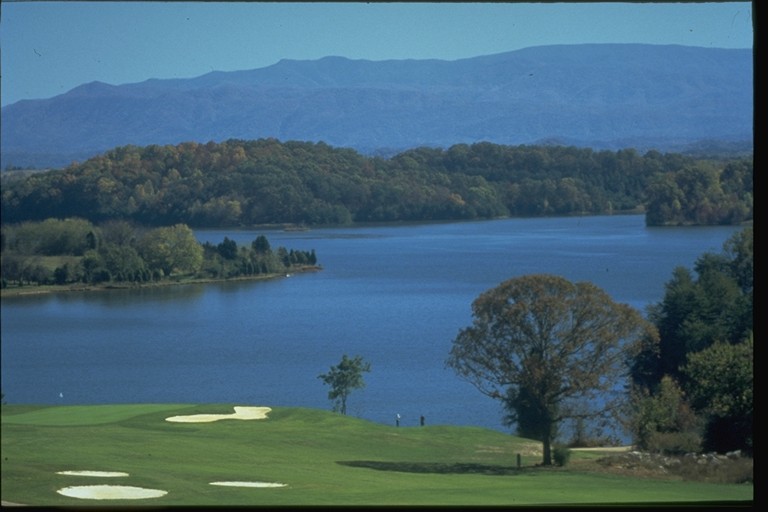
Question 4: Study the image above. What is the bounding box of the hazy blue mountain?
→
[1,44,752,169]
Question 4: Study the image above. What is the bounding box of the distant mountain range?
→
[1,44,753,169]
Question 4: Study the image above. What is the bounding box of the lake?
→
[0,215,741,439]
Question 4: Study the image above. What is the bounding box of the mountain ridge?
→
[1,43,753,169]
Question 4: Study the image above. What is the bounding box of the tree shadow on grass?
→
[336,460,528,476]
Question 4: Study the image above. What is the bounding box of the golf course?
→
[0,403,753,506]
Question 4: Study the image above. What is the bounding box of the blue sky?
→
[1,2,753,107]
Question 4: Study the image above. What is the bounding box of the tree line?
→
[0,217,317,288]
[0,139,752,227]
[446,226,752,465]
[627,226,752,457]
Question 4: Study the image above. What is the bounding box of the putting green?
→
[1,404,753,506]
[1,404,191,426]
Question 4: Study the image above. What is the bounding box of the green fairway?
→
[1,404,753,506]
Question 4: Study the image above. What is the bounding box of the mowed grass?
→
[1,404,753,506]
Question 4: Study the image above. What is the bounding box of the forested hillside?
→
[0,139,752,227]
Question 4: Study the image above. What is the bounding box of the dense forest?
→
[627,226,752,456]
[0,217,317,289]
[0,139,753,228]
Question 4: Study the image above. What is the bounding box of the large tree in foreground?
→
[318,354,371,416]
[447,274,655,465]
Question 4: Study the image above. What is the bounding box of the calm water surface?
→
[1,215,741,436]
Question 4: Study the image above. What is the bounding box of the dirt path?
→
[570,445,633,452]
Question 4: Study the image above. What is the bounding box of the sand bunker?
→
[56,470,129,477]
[56,485,167,500]
[210,481,287,488]
[165,406,271,423]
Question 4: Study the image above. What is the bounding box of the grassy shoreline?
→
[0,265,322,299]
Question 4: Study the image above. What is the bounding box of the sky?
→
[0,1,754,107]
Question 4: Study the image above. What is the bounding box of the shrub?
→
[552,445,571,467]
[630,376,702,453]
[647,431,702,455]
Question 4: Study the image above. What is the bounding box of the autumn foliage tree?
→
[447,274,655,465]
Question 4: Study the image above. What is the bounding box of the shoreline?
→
[0,266,322,299]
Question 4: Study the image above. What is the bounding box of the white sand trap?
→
[56,470,129,477]
[56,485,167,500]
[210,481,287,488]
[165,406,271,423]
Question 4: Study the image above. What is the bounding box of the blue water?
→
[0,215,740,438]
